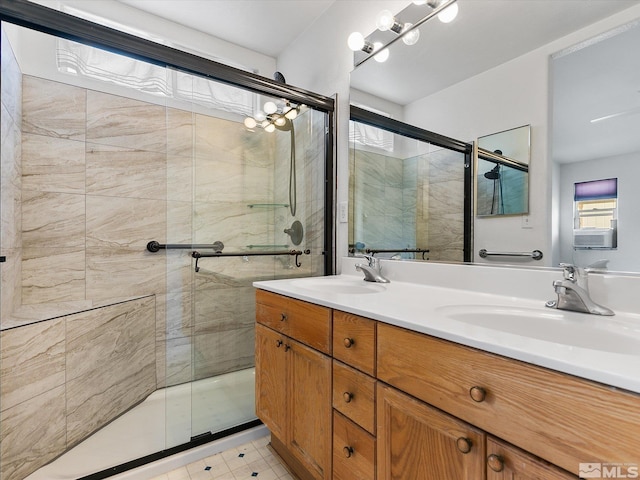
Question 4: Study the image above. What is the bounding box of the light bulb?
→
[264,124,276,133]
[243,117,257,129]
[373,42,389,63]
[402,23,420,46]
[376,10,395,31]
[413,0,427,4]
[274,116,286,126]
[438,2,458,23]
[347,31,365,51]
[261,120,270,128]
[254,111,266,122]
[263,101,277,114]
[285,108,298,120]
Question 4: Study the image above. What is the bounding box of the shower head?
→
[484,164,500,180]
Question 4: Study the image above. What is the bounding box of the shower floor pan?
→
[26,367,256,480]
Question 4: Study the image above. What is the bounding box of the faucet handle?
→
[362,254,376,267]
[559,263,576,281]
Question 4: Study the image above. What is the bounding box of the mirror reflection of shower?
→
[483,150,504,215]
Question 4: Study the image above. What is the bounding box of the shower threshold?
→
[26,368,257,480]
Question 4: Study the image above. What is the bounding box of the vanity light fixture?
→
[244,103,303,133]
[348,0,458,67]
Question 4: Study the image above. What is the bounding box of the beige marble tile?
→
[65,297,156,446]
[167,201,193,244]
[0,318,65,412]
[86,90,166,153]
[86,195,166,249]
[22,190,85,248]
[193,286,255,334]
[22,76,86,141]
[158,336,193,388]
[1,29,22,124]
[193,326,254,380]
[167,107,194,158]
[0,247,22,323]
[167,154,194,203]
[0,385,66,480]
[86,143,167,200]
[86,247,167,301]
[21,247,86,304]
[1,104,22,250]
[22,133,85,194]
[156,288,193,342]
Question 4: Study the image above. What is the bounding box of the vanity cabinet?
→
[255,291,332,480]
[255,290,639,480]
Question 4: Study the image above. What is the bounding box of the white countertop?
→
[254,272,640,394]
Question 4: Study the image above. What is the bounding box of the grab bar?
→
[478,249,543,261]
[192,249,310,271]
[147,240,224,253]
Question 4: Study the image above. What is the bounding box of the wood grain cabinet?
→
[255,291,639,480]
[255,292,332,480]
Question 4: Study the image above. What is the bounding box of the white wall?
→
[276,1,411,272]
[403,3,640,268]
[558,152,640,273]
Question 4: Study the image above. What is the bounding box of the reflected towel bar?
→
[478,249,543,260]
[192,249,311,271]
[147,240,224,253]
[367,248,429,260]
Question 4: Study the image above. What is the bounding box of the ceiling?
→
[117,0,336,57]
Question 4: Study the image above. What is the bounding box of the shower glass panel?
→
[349,119,466,262]
[0,18,328,479]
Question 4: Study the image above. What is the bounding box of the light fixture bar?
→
[354,0,458,68]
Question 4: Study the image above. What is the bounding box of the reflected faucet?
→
[355,255,390,283]
[545,262,614,316]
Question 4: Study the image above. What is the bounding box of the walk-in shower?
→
[0,4,333,479]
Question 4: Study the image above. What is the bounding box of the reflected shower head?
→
[484,164,500,180]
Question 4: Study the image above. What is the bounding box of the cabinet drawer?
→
[333,360,376,434]
[486,437,578,480]
[256,290,331,354]
[333,310,376,375]
[377,323,640,476]
[333,411,375,480]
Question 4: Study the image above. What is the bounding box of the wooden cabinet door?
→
[486,437,578,480]
[255,324,288,442]
[289,339,332,480]
[377,383,485,480]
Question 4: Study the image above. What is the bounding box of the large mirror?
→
[349,0,640,274]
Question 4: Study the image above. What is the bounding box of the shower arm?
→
[192,249,311,272]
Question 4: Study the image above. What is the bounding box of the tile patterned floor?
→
[148,436,295,480]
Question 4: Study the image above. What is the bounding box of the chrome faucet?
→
[355,255,390,283]
[545,262,614,316]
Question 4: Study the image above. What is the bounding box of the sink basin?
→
[436,305,639,354]
[291,278,386,295]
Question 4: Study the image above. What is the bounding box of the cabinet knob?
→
[469,386,486,403]
[487,454,504,472]
[343,392,353,403]
[456,437,472,454]
[284,344,291,352]
[343,446,354,458]
[343,337,355,348]
[276,340,283,348]
[280,313,287,322]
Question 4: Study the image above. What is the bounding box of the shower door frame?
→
[0,0,336,476]
[350,105,474,262]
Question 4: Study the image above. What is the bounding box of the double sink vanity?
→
[254,258,640,480]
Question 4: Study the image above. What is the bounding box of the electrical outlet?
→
[522,214,532,229]
[339,201,348,223]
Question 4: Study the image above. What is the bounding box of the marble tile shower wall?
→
[1,28,23,320]
[352,147,464,261]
